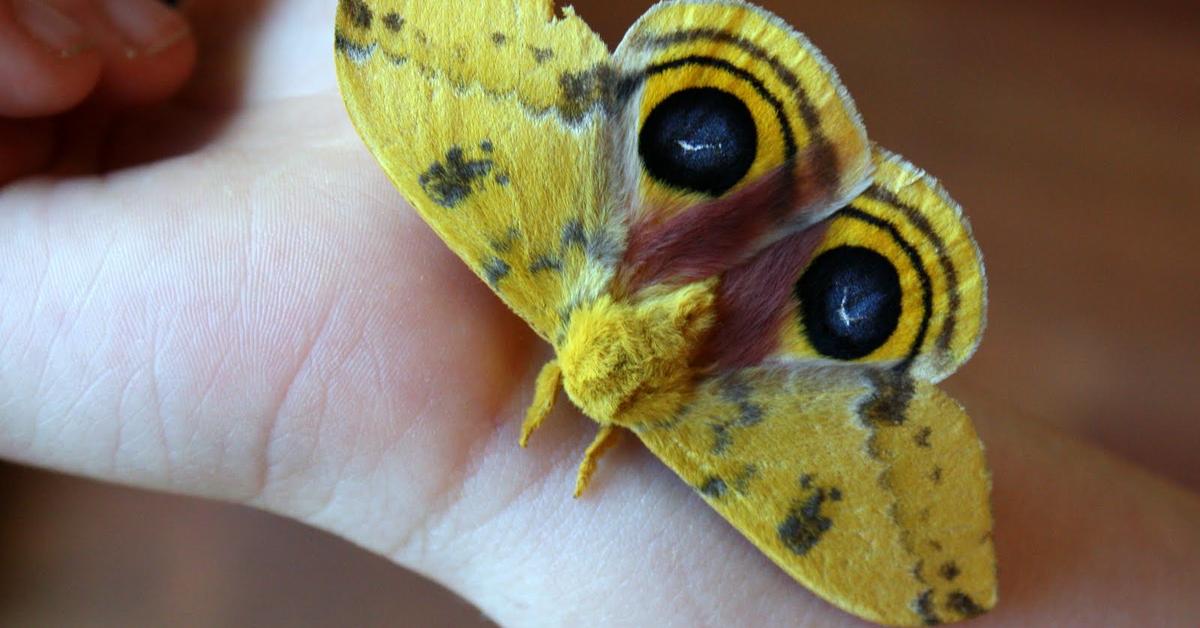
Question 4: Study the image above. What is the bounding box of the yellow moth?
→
[333,0,995,624]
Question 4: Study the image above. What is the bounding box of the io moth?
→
[333,0,995,625]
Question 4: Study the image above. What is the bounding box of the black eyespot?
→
[638,87,757,197]
[796,246,902,360]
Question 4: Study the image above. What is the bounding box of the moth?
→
[334,0,995,624]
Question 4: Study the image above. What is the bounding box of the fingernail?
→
[99,0,190,57]
[11,0,91,57]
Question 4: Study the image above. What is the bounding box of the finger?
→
[0,0,102,117]
[0,116,531,504]
[58,0,196,107]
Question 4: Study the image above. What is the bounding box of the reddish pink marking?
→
[620,167,791,292]
[697,223,829,370]
[619,150,835,294]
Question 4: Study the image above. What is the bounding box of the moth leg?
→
[519,360,562,447]
[573,424,622,498]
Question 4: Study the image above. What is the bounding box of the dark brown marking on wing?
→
[382,12,405,32]
[699,476,728,498]
[556,65,627,123]
[709,376,765,454]
[939,562,961,582]
[860,369,916,427]
[915,590,942,625]
[561,219,587,249]
[915,426,933,447]
[778,484,837,556]
[946,591,986,619]
[531,47,555,64]
[489,227,520,254]
[339,0,372,29]
[419,146,494,208]
[483,258,511,287]
[334,31,376,61]
[528,255,563,274]
[491,32,507,46]
[733,464,758,493]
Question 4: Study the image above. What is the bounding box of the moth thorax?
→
[558,284,716,427]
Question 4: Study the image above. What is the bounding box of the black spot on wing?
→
[419,147,494,208]
[930,466,943,484]
[709,380,764,454]
[382,12,405,32]
[491,32,507,46]
[531,47,555,64]
[778,488,834,556]
[915,590,941,625]
[489,227,520,254]
[334,31,376,62]
[528,255,563,274]
[778,475,841,557]
[732,464,758,492]
[557,65,626,123]
[561,220,587,248]
[860,369,916,427]
[939,562,960,582]
[699,476,727,498]
[339,0,372,29]
[915,425,933,447]
[483,258,510,287]
[946,591,986,619]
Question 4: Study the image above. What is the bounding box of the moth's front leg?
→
[519,360,561,447]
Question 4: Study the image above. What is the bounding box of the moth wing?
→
[610,0,873,290]
[334,0,618,341]
[704,148,986,382]
[630,365,996,626]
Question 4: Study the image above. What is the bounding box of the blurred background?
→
[2,0,1197,625]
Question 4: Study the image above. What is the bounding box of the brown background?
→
[2,0,1197,625]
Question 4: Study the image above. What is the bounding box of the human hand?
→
[1,1,1197,625]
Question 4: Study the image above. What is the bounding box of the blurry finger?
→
[0,0,102,117]
[88,0,196,106]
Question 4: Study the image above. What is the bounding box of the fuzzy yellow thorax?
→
[557,282,716,427]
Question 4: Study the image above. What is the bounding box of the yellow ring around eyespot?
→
[780,213,927,365]
[635,63,796,204]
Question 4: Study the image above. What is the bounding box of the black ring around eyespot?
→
[643,56,798,163]
[836,208,933,371]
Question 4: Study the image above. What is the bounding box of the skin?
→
[1,1,1198,626]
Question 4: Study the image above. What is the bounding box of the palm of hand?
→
[2,1,1198,626]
